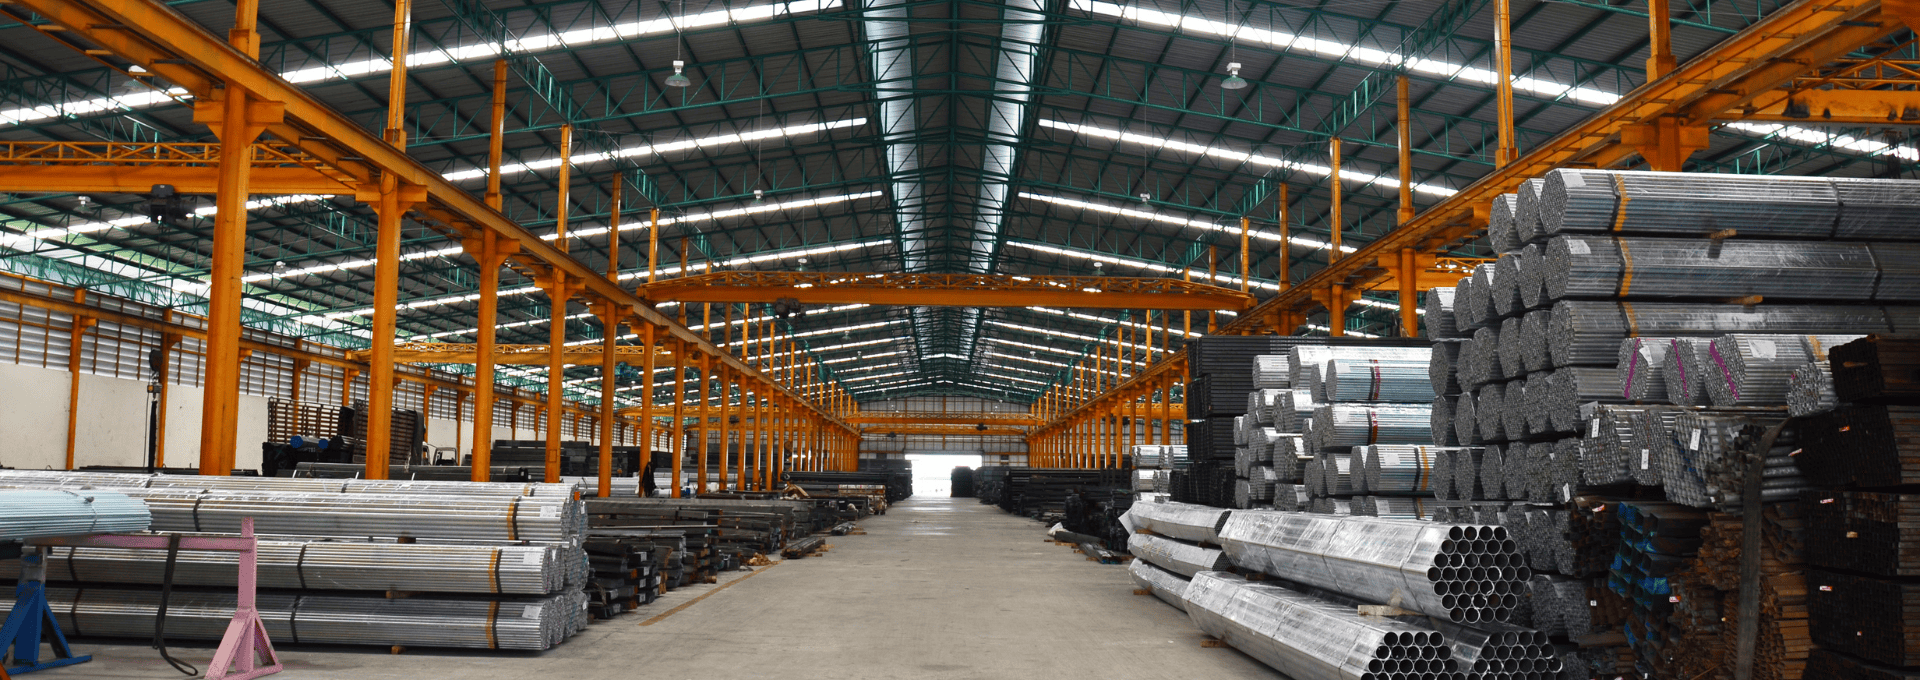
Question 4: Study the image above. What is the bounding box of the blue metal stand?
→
[1,550,90,675]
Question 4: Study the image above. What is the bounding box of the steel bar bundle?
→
[1355,445,1450,496]
[1254,355,1292,389]
[1800,404,1920,487]
[1540,235,1920,304]
[1218,510,1530,623]
[1,540,566,595]
[1545,301,1916,369]
[1127,559,1193,612]
[1807,569,1920,668]
[1805,490,1920,578]
[1493,252,1526,319]
[1830,335,1920,403]
[1537,169,1920,241]
[1788,361,1839,417]
[1498,317,1528,380]
[1430,341,1464,397]
[1514,178,1548,247]
[1119,500,1231,544]
[1705,334,1865,407]
[1128,532,1231,577]
[1309,404,1434,451]
[0,489,149,540]
[1184,571,1458,679]
[1490,193,1522,254]
[1421,619,1563,679]
[1326,359,1434,403]
[1616,337,1674,402]
[1475,383,1507,444]
[1425,287,1461,340]
[1519,309,1553,374]
[0,587,580,650]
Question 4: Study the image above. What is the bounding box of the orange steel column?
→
[362,0,416,481]
[695,353,711,493]
[1160,375,1172,445]
[1647,0,1675,78]
[1330,138,1344,262]
[1207,247,1218,332]
[716,369,732,491]
[638,323,657,496]
[669,337,686,497]
[1494,0,1517,167]
[486,60,507,208]
[542,125,575,483]
[63,306,94,470]
[1239,217,1251,294]
[647,209,660,283]
[1279,185,1291,291]
[468,231,508,481]
[1400,248,1419,337]
[199,89,264,475]
[1397,76,1416,225]
[596,305,620,497]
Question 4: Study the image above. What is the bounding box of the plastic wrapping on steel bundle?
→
[1217,510,1531,623]
[1537,168,1920,241]
[0,490,149,541]
[1326,358,1435,403]
[1424,287,1461,340]
[1493,252,1527,319]
[7,540,566,595]
[1541,235,1920,304]
[3,587,580,650]
[1704,334,1864,407]
[1117,500,1231,544]
[1514,177,1548,247]
[1127,559,1192,613]
[1615,336,1674,401]
[1184,572,1458,680]
[1659,412,1802,508]
[1544,300,1916,369]
[1309,404,1434,451]
[1128,532,1231,578]
[1787,361,1838,417]
[1489,192,1522,253]
[1660,337,1713,406]
[1429,340,1464,396]
[1253,355,1292,389]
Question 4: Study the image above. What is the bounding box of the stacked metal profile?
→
[1219,510,1530,623]
[0,489,150,540]
[0,470,589,650]
[1184,571,1458,680]
[1127,558,1193,612]
[1127,532,1229,578]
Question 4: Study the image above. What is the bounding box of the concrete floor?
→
[30,496,1285,679]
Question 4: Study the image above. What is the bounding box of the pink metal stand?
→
[31,517,282,680]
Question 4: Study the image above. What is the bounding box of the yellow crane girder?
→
[346,342,672,366]
[640,271,1256,311]
[845,413,1043,427]
[861,425,1030,437]
[0,141,360,195]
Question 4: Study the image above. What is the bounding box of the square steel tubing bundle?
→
[0,587,581,650]
[0,489,149,541]
[1806,649,1920,680]
[1127,559,1193,612]
[1544,301,1919,369]
[1807,569,1920,668]
[1536,169,1920,242]
[1326,359,1437,403]
[1704,334,1865,407]
[1803,490,1920,578]
[1218,510,1530,623]
[1830,335,1920,404]
[1798,404,1920,488]
[1118,500,1231,544]
[1424,288,1461,340]
[1127,532,1231,577]
[1184,571,1458,680]
[0,540,566,595]
[1539,235,1920,304]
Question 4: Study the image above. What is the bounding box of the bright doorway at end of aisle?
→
[905,453,981,497]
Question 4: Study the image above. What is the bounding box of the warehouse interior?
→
[1,0,1918,678]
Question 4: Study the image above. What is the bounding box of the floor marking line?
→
[638,562,782,626]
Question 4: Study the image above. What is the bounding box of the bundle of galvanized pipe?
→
[1308,404,1434,451]
[1324,359,1433,403]
[1184,571,1459,680]
[1430,340,1464,397]
[0,489,150,540]
[0,587,584,650]
[1277,389,1318,432]
[1312,452,1359,497]
[1290,345,1433,401]
[1118,500,1230,544]
[1424,287,1461,339]
[1353,496,1438,520]
[1219,511,1530,623]
[1654,412,1799,508]
[1127,559,1192,612]
[1616,337,1673,401]
[1704,334,1864,407]
[1353,445,1452,496]
[1425,619,1564,679]
[1540,235,1920,304]
[1546,302,1916,369]
[1535,169,1920,241]
[1787,361,1839,417]
[1127,532,1230,577]
[0,540,569,595]
[1253,355,1292,389]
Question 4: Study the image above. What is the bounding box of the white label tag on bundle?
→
[1640,449,1650,470]
[1638,344,1654,359]
[1563,484,1572,502]
[1690,429,1702,449]
[1563,172,1587,188]
[1591,419,1601,438]
[523,550,541,566]
[1751,339,1777,360]
[523,605,543,619]
[540,505,559,519]
[1566,239,1591,255]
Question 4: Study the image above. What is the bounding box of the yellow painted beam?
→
[344,342,673,366]
[1733,88,1920,123]
[641,271,1257,311]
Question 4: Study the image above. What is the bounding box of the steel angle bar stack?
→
[1183,571,1458,680]
[0,489,149,540]
[1128,559,1193,612]
[1218,510,1530,624]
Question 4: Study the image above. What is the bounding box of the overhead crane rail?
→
[639,271,1258,311]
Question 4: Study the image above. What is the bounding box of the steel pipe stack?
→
[1424,287,1461,340]
[1291,346,1432,401]
[1128,532,1231,577]
[0,540,566,595]
[1541,235,1920,304]
[1423,619,1564,680]
[1354,445,1451,496]
[1254,356,1292,389]
[1118,501,1230,544]
[1546,302,1915,369]
[1655,412,1797,508]
[1489,193,1522,253]
[1616,337,1674,402]
[1514,178,1548,248]
[1705,334,1864,407]
[1310,404,1434,451]
[1356,496,1437,520]
[1326,359,1433,403]
[1430,341,1464,397]
[1128,559,1193,612]
[1219,510,1529,623]
[1184,571,1458,680]
[1538,169,1920,241]
[1659,337,1713,406]
[0,489,150,540]
[1788,361,1840,417]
